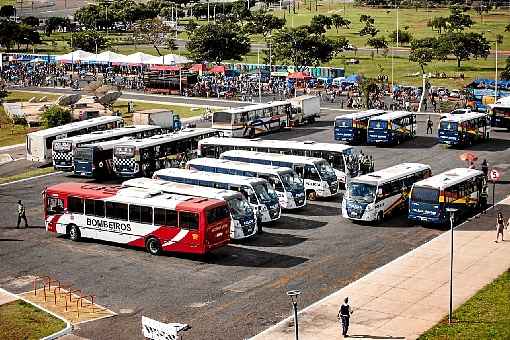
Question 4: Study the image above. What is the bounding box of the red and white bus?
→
[43,183,230,255]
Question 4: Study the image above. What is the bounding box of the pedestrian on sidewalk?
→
[426,116,433,134]
[17,200,28,229]
[496,212,505,242]
[338,297,353,337]
[481,159,489,178]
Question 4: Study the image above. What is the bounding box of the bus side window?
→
[129,205,142,223]
[294,165,304,178]
[180,212,198,230]
[304,165,320,181]
[85,199,95,215]
[68,196,84,214]
[106,202,128,221]
[47,197,64,215]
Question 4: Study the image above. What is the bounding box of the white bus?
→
[211,101,292,138]
[122,178,257,240]
[219,150,338,200]
[153,168,281,228]
[186,157,306,209]
[27,116,124,163]
[197,137,362,184]
[342,163,431,223]
[53,125,161,171]
[113,128,219,178]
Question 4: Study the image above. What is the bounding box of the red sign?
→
[489,169,501,182]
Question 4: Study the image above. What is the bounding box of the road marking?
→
[320,107,442,115]
[0,171,62,187]
[0,143,25,152]
[251,194,510,339]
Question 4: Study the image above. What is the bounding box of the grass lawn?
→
[0,91,60,147]
[0,167,55,185]
[420,269,510,339]
[0,300,66,340]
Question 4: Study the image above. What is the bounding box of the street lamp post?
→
[287,290,301,340]
[446,207,457,324]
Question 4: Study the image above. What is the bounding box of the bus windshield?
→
[316,161,336,180]
[227,197,253,220]
[335,119,352,128]
[440,121,458,131]
[369,120,387,129]
[74,147,93,161]
[53,141,72,152]
[213,111,232,124]
[280,171,304,192]
[114,146,135,158]
[253,182,276,204]
[411,187,439,204]
[347,182,376,203]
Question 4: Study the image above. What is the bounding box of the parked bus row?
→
[342,163,486,226]
[335,109,492,148]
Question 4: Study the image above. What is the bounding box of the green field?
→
[0,300,65,340]
[420,269,510,339]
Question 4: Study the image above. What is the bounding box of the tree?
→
[309,15,333,35]
[331,14,350,33]
[359,23,378,37]
[367,37,387,54]
[388,29,413,45]
[74,4,101,29]
[333,36,349,56]
[506,24,510,32]
[0,5,15,17]
[45,17,71,36]
[22,16,40,27]
[501,57,510,81]
[70,30,108,53]
[0,20,19,50]
[246,10,285,38]
[409,48,433,74]
[270,26,336,66]
[428,16,448,34]
[187,22,250,63]
[359,14,374,24]
[442,32,490,68]
[133,18,171,56]
[41,106,72,128]
[15,24,41,50]
[231,0,251,21]
[358,77,381,109]
[447,6,473,31]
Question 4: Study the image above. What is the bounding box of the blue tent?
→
[345,74,361,83]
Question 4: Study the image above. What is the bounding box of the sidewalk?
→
[252,197,510,340]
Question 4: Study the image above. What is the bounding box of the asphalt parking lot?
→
[0,110,509,340]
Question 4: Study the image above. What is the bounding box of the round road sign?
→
[489,169,501,182]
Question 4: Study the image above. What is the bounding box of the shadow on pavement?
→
[292,203,340,217]
[205,245,308,268]
[348,336,405,339]
[240,231,307,248]
[389,136,438,149]
[0,238,24,242]
[269,216,328,230]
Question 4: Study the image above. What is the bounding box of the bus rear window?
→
[440,121,458,130]
[206,206,230,225]
[180,212,199,230]
[335,119,352,128]
[74,147,93,161]
[213,111,232,123]
[369,120,387,129]
[411,187,439,204]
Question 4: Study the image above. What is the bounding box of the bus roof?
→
[187,157,293,174]
[369,111,414,121]
[79,136,135,150]
[440,112,488,123]
[220,150,324,165]
[122,178,243,201]
[200,137,354,154]
[154,168,267,187]
[352,163,430,185]
[45,183,122,199]
[335,109,386,121]
[413,168,484,190]
[114,128,217,149]
[218,101,289,114]
[489,96,510,109]
[28,116,123,138]
[54,125,159,145]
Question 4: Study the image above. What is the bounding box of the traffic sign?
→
[489,169,501,182]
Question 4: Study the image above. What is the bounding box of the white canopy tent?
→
[123,52,160,65]
[149,54,192,65]
[55,50,94,63]
[82,51,127,64]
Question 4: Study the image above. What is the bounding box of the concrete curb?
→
[0,171,61,187]
[0,143,25,152]
[251,194,510,339]
[0,287,73,340]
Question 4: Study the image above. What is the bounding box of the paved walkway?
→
[0,288,18,306]
[253,197,510,340]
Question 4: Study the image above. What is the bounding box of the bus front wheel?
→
[68,225,81,242]
[146,237,162,256]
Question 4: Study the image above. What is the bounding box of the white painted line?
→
[251,194,510,339]
[0,143,25,152]
[320,107,442,115]
[0,287,72,340]
[0,171,62,187]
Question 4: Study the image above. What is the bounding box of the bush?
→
[41,105,71,128]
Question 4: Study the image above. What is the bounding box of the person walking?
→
[17,200,28,229]
[480,184,488,214]
[426,116,433,134]
[496,212,505,242]
[338,297,353,337]
[481,159,489,178]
